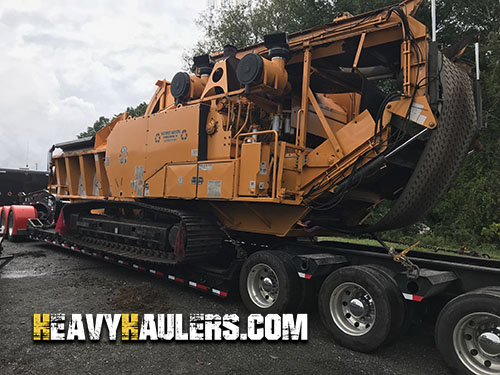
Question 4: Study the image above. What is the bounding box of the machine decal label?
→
[128,166,144,196]
[191,149,198,157]
[180,129,188,140]
[119,146,128,164]
[259,161,267,175]
[409,103,426,125]
[207,180,222,198]
[177,176,183,185]
[162,129,180,142]
[134,166,144,180]
[199,164,212,171]
[154,129,188,143]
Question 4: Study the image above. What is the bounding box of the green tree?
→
[125,102,148,118]
[183,0,338,69]
[186,0,500,249]
[77,116,110,139]
[77,102,147,139]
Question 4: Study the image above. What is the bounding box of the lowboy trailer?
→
[1,1,499,373]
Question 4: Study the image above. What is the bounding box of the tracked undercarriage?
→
[61,201,225,263]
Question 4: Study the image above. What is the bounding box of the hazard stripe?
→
[212,289,228,297]
[298,272,312,279]
[33,232,228,296]
[189,281,207,290]
[403,293,424,302]
[150,269,164,276]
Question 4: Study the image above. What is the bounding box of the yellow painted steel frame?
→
[49,0,433,237]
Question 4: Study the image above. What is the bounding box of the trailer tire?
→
[435,290,500,375]
[7,210,19,242]
[361,265,406,344]
[240,250,300,314]
[295,279,316,312]
[0,208,6,238]
[318,266,393,353]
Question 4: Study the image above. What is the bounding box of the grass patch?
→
[318,236,500,260]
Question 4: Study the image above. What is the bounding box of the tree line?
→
[79,0,500,251]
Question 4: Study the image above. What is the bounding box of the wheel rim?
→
[329,282,376,336]
[0,212,4,235]
[453,312,500,374]
[247,263,279,308]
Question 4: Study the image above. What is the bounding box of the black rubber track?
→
[61,200,224,263]
[368,56,478,231]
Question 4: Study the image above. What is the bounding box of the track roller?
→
[435,287,500,374]
[240,250,300,313]
[318,265,404,352]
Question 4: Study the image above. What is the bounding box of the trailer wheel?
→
[240,251,300,314]
[361,265,406,344]
[436,289,500,374]
[7,210,18,242]
[0,208,6,237]
[318,266,393,352]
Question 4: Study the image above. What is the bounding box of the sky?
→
[0,0,206,170]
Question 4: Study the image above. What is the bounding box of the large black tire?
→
[318,266,394,353]
[369,56,478,231]
[435,289,500,375]
[361,265,406,344]
[6,210,18,242]
[240,251,300,314]
[295,279,317,313]
[0,209,5,238]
